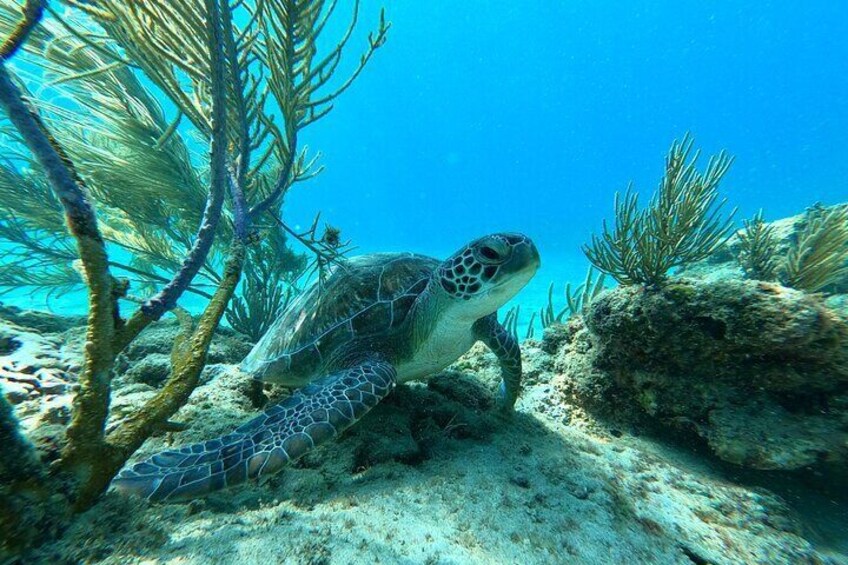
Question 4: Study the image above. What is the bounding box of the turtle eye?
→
[475,239,509,264]
[480,246,500,261]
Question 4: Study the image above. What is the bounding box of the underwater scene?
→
[0,1,846,563]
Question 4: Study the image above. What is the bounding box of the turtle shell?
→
[241,253,438,383]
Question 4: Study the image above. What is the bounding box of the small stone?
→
[38,382,68,395]
[2,381,31,404]
[509,476,531,489]
[36,374,69,395]
[570,485,590,500]
[40,402,71,425]
[0,333,20,355]
[122,354,171,386]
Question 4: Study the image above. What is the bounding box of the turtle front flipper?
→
[474,313,522,411]
[112,359,397,502]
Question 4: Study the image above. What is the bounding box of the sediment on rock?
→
[556,277,848,471]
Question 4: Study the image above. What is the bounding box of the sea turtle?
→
[114,233,540,502]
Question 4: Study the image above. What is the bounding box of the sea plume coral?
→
[780,205,848,292]
[584,134,735,286]
[737,209,780,281]
[0,0,388,552]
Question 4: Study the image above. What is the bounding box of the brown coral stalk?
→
[0,62,117,479]
[70,240,247,509]
[107,241,246,457]
[66,0,237,508]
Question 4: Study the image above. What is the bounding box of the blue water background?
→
[7,1,848,331]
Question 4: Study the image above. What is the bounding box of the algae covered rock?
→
[562,277,848,470]
[119,318,253,366]
[588,279,847,392]
[0,303,86,334]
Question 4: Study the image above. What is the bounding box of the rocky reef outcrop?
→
[556,278,848,471]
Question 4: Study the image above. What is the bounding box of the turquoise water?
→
[287,0,848,294]
[2,3,848,562]
[4,2,847,328]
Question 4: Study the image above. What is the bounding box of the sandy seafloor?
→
[3,308,846,565]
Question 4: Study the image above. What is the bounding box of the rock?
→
[706,397,848,469]
[39,398,72,426]
[560,277,848,471]
[587,279,847,392]
[0,329,20,356]
[352,425,422,469]
[2,380,32,404]
[540,322,572,354]
[121,319,252,365]
[121,354,172,387]
[427,371,495,411]
[0,303,86,334]
[34,369,70,395]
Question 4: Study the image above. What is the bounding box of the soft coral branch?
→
[0,0,44,61]
[138,0,230,320]
[0,22,117,497]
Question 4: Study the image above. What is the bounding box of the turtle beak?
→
[502,236,541,278]
[522,240,541,272]
[487,236,540,304]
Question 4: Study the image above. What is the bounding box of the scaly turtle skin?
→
[113,233,540,501]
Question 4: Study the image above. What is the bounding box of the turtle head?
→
[436,233,540,319]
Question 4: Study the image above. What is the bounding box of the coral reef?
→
[780,205,848,292]
[733,205,848,293]
[560,191,848,473]
[687,202,848,294]
[559,278,848,471]
[3,306,843,564]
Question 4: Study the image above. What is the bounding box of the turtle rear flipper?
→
[112,359,397,502]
